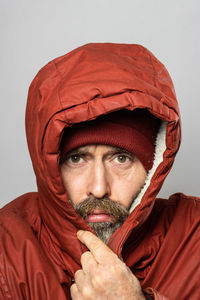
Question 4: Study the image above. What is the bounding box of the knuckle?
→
[81,251,92,262]
[91,274,102,288]
[74,269,83,281]
[94,241,103,251]
[109,262,124,277]
[82,286,92,298]
[70,283,76,291]
[70,283,78,297]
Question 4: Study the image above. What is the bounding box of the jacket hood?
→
[25,43,181,275]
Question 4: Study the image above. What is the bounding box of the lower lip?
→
[85,213,114,223]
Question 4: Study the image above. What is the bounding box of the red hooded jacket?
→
[0,43,199,299]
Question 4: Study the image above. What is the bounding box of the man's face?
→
[61,145,147,243]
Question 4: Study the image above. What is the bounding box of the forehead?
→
[68,144,131,154]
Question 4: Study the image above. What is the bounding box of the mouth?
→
[85,210,115,223]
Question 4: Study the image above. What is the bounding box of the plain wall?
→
[0,0,200,207]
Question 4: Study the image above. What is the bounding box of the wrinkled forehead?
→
[64,144,134,155]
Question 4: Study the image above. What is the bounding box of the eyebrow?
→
[103,149,136,162]
[66,146,134,157]
[65,148,90,156]
[109,147,133,155]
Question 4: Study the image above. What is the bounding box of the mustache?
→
[72,196,129,222]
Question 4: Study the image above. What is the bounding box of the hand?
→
[70,230,145,300]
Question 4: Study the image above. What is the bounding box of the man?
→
[0,43,199,300]
[59,109,160,246]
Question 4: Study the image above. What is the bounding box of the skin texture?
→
[61,145,147,299]
[61,145,147,209]
[70,230,146,300]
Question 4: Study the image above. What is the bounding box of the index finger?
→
[77,230,117,264]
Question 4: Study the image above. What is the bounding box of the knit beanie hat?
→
[60,109,160,171]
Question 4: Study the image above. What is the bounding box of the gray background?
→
[1,0,200,208]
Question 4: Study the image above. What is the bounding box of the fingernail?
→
[77,230,84,237]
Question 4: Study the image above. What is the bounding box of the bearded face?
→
[61,145,147,244]
[71,196,129,244]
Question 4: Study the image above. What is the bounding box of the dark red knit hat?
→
[60,109,160,171]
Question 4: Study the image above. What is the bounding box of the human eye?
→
[67,155,83,164]
[61,152,85,166]
[60,148,90,167]
[114,154,131,164]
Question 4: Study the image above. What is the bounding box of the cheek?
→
[61,167,87,204]
[111,167,147,209]
[112,177,137,208]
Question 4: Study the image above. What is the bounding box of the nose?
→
[87,160,111,199]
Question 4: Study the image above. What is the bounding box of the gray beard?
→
[71,196,130,244]
[87,220,125,244]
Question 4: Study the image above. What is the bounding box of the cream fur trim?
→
[129,121,167,213]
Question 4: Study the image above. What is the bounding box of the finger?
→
[81,251,98,273]
[77,230,117,264]
[74,268,94,299]
[70,283,82,300]
[74,269,85,288]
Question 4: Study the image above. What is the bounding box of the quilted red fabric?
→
[0,43,199,299]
